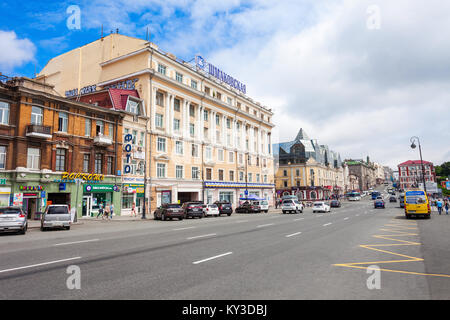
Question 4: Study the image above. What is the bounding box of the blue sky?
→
[1,0,449,167]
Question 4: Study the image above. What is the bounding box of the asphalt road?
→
[1,189,449,300]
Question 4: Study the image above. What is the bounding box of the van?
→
[41,204,71,231]
[252,200,269,213]
[404,190,430,219]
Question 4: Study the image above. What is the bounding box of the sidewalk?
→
[27,214,150,229]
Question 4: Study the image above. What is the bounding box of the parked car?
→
[252,200,269,213]
[330,200,341,208]
[389,196,397,203]
[213,201,233,216]
[313,202,331,213]
[203,204,220,217]
[182,201,204,219]
[235,202,261,213]
[0,206,27,235]
[154,203,184,221]
[374,199,385,209]
[281,199,303,214]
[41,204,71,231]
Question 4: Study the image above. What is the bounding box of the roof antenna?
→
[101,24,104,40]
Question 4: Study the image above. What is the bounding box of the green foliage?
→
[435,161,450,177]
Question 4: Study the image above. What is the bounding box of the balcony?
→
[93,134,113,146]
[26,124,52,139]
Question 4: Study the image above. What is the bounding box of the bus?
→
[348,192,361,201]
[404,189,430,219]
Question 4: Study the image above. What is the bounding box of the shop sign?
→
[0,178,6,185]
[19,185,44,191]
[104,78,139,90]
[123,134,133,174]
[84,184,120,193]
[62,172,104,181]
[13,193,23,206]
[59,183,66,191]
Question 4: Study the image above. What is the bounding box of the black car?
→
[330,200,341,208]
[214,201,233,216]
[182,201,204,218]
[154,203,184,221]
[235,202,260,213]
[389,196,397,203]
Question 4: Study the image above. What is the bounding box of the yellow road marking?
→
[333,219,450,278]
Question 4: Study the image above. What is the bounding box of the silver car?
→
[41,204,71,231]
[0,206,28,235]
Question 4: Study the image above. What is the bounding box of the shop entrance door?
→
[82,196,92,217]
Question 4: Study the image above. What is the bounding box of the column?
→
[197,105,203,141]
[211,110,216,144]
[151,87,157,130]
[183,100,189,138]
[222,115,226,147]
[165,93,171,134]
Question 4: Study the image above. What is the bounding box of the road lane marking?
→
[356,214,360,216]
[344,217,349,220]
[323,223,332,227]
[53,239,99,246]
[193,252,233,264]
[235,220,248,223]
[173,226,196,231]
[316,215,323,217]
[187,233,217,240]
[256,223,274,228]
[0,257,81,274]
[293,218,304,221]
[286,232,302,238]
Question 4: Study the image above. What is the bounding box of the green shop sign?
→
[84,185,121,193]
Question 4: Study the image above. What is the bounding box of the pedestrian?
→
[96,202,104,218]
[445,202,449,215]
[131,202,137,217]
[437,199,443,215]
[103,203,110,220]
[110,203,114,219]
[275,199,278,209]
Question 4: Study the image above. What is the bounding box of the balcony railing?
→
[93,134,113,146]
[26,124,52,139]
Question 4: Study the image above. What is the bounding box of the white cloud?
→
[0,30,36,73]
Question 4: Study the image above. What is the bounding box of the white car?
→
[203,204,220,217]
[313,202,331,213]
[252,200,269,213]
[281,199,303,214]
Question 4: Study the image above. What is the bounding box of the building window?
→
[174,98,180,112]
[107,156,114,175]
[192,166,199,180]
[157,163,166,178]
[191,144,199,157]
[31,106,43,125]
[220,191,233,203]
[175,141,183,155]
[190,105,195,117]
[58,112,68,132]
[158,63,166,75]
[218,169,224,181]
[239,171,244,182]
[190,123,195,137]
[85,118,91,137]
[204,127,208,139]
[218,149,224,162]
[83,154,90,172]
[191,80,197,90]
[216,92,222,100]
[96,120,104,135]
[227,97,232,105]
[283,170,288,177]
[95,153,103,174]
[155,113,164,128]
[229,170,234,181]
[248,173,253,183]
[216,114,220,125]
[108,123,114,138]
[239,153,243,165]
[256,174,260,183]
[0,146,6,169]
[176,72,183,83]
[156,92,164,107]
[173,118,180,132]
[55,148,66,171]
[226,118,231,129]
[205,86,211,95]
[0,101,9,125]
[203,109,208,121]
[228,152,234,163]
[206,168,212,180]
[284,181,288,188]
[126,99,139,114]
[176,165,183,179]
[264,175,268,183]
[216,130,221,143]
[157,137,166,152]
[205,147,212,161]
[27,148,40,170]
[227,134,231,146]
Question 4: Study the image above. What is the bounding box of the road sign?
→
[244,190,249,196]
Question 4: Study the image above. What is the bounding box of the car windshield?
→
[0,208,21,215]
[209,205,218,208]
[314,203,322,207]
[261,201,268,205]
[167,204,181,208]
[282,200,293,204]
[46,206,69,214]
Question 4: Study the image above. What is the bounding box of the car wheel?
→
[179,217,183,221]
[65,226,70,230]
[19,225,27,235]
[227,213,231,216]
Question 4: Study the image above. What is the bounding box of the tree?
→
[436,162,450,177]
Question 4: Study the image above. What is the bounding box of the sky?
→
[1,0,449,169]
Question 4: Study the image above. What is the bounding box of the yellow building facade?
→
[37,34,275,212]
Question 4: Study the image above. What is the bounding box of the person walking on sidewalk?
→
[131,202,137,217]
[445,201,449,215]
[110,203,114,219]
[103,203,110,220]
[96,202,104,219]
[437,199,443,215]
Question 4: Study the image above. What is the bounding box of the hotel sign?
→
[65,78,139,97]
[195,55,246,94]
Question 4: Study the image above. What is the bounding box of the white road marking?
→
[293,218,304,221]
[187,233,217,240]
[53,239,99,246]
[235,220,248,223]
[316,215,323,217]
[172,226,196,231]
[257,223,274,228]
[285,232,302,238]
[0,257,81,274]
[193,252,233,264]
[323,223,332,227]
[356,214,360,216]
[344,217,349,220]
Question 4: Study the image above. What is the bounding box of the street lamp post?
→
[410,136,427,195]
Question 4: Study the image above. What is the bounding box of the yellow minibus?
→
[404,189,430,219]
